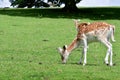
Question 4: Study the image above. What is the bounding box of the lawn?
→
[0,8,120,80]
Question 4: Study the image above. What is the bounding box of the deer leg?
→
[100,39,113,66]
[78,48,84,64]
[83,47,87,66]
[105,40,113,66]
[109,49,113,66]
[82,38,88,66]
[105,45,113,66]
[105,49,109,65]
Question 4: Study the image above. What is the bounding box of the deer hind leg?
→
[100,39,113,66]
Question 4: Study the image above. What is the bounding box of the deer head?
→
[58,45,69,64]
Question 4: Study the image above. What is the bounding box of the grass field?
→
[0,8,120,80]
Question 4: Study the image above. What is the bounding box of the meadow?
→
[0,8,120,80]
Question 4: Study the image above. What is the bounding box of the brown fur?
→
[77,22,111,39]
[66,38,78,52]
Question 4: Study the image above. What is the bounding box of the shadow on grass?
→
[0,7,120,20]
[70,62,99,66]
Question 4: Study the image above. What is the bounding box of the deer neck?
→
[66,38,79,53]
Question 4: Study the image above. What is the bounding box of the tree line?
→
[10,0,82,10]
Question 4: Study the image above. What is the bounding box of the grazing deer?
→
[58,20,115,66]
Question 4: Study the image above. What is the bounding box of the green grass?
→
[0,8,120,80]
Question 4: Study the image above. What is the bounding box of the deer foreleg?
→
[82,36,88,66]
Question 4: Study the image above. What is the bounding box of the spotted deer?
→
[58,20,115,66]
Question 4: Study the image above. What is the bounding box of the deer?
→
[58,20,115,66]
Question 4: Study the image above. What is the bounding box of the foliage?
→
[0,8,120,80]
[11,0,35,8]
[11,0,82,10]
[61,0,82,10]
[11,0,61,8]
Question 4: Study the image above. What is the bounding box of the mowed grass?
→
[0,8,120,80]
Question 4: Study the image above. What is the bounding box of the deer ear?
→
[77,19,80,22]
[58,47,63,54]
[63,45,67,50]
[73,19,80,22]
[87,22,90,25]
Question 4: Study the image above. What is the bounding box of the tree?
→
[11,0,35,8]
[11,0,82,10]
[11,0,50,8]
[61,0,82,11]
